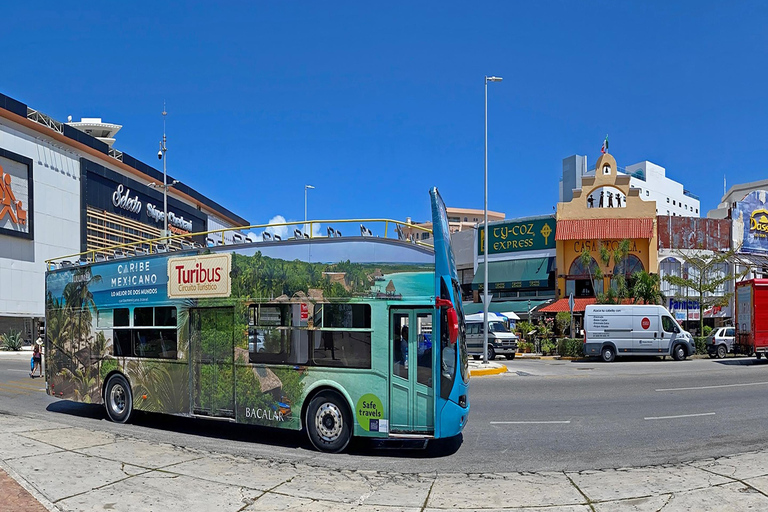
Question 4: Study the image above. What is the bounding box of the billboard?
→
[0,149,33,240]
[733,190,768,253]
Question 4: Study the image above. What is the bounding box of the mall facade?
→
[0,92,248,340]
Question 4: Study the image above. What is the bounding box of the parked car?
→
[706,327,736,359]
[465,316,518,360]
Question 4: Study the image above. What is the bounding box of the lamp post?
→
[483,75,502,365]
[158,106,168,237]
[304,184,315,228]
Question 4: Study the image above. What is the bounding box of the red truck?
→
[735,279,768,359]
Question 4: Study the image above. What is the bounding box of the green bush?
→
[694,336,708,355]
[703,325,713,337]
[541,340,556,355]
[556,338,584,358]
[1,330,24,351]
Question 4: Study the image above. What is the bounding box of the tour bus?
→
[44,188,468,453]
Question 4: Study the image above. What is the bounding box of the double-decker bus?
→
[44,188,468,452]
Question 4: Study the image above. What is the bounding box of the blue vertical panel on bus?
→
[429,188,467,438]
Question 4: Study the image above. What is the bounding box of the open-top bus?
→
[44,188,468,452]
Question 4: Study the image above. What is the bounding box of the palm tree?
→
[632,271,663,304]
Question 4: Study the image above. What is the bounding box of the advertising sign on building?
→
[0,149,33,240]
[83,159,207,239]
[668,297,700,321]
[167,253,232,298]
[478,216,555,255]
[733,190,768,253]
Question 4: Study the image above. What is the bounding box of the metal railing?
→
[46,218,433,269]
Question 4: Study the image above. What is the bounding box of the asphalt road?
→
[3,352,768,473]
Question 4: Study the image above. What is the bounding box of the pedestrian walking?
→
[30,337,43,378]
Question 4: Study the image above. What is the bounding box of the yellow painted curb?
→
[469,365,507,377]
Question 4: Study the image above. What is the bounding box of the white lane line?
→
[490,420,571,425]
[644,412,715,421]
[656,381,768,392]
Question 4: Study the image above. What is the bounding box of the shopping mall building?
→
[0,92,248,340]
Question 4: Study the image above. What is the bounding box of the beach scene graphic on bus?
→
[45,241,435,431]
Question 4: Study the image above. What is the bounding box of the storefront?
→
[554,153,658,303]
[81,159,208,253]
[471,215,557,317]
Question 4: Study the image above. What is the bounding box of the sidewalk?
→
[3,413,768,511]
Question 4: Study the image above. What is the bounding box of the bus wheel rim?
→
[110,385,126,415]
[315,402,343,442]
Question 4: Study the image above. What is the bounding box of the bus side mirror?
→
[436,298,459,345]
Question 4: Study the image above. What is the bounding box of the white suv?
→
[706,327,736,359]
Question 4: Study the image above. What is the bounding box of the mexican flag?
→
[601,135,609,154]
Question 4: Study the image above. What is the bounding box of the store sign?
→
[112,184,142,214]
[733,190,768,253]
[167,253,231,298]
[478,217,555,255]
[0,151,33,240]
[668,298,700,321]
[146,203,193,232]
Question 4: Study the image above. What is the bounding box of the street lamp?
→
[483,75,502,365]
[158,106,168,237]
[304,184,315,226]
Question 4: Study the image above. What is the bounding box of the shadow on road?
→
[714,358,768,366]
[45,400,462,458]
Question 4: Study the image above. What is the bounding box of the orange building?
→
[552,152,658,304]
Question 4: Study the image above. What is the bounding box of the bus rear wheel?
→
[306,391,351,453]
[104,374,133,424]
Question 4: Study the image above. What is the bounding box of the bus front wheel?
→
[306,391,351,453]
[104,374,133,424]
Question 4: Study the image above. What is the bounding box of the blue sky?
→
[4,2,767,227]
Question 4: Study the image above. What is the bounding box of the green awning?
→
[471,257,553,290]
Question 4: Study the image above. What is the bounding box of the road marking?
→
[644,412,715,421]
[490,420,571,425]
[656,381,768,392]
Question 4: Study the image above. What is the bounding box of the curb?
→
[469,364,507,377]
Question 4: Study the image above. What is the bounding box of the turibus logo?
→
[167,253,231,298]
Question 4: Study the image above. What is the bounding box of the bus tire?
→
[757,353,763,360]
[104,374,133,424]
[306,390,351,453]
[505,353,515,360]
[487,346,496,361]
[673,344,686,361]
[601,346,615,363]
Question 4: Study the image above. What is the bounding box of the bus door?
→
[389,308,434,433]
[190,307,235,418]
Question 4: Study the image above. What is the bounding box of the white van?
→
[584,304,695,362]
[465,313,518,360]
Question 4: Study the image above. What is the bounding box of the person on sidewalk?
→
[30,338,43,378]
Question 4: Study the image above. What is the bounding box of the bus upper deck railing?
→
[46,218,434,270]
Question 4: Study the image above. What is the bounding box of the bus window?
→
[111,307,178,359]
[248,304,307,364]
[311,330,372,368]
